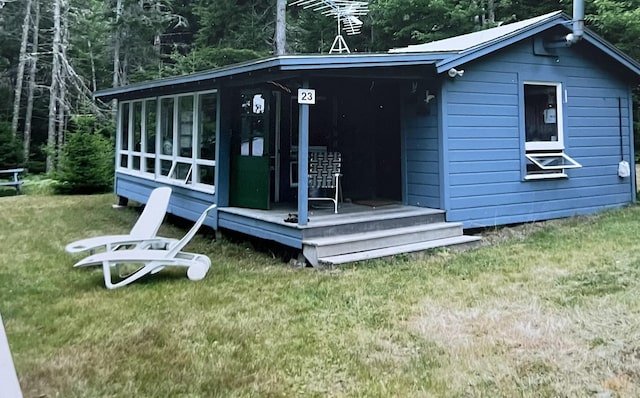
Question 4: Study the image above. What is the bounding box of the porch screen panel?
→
[145,99,157,174]
[159,98,175,177]
[120,102,130,167]
[132,101,142,170]
[197,92,217,186]
[178,96,194,158]
[115,92,217,192]
[160,98,175,156]
[198,93,216,161]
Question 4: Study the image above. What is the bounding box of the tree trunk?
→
[487,0,495,25]
[274,0,286,55]
[23,0,40,163]
[112,0,123,88]
[46,0,62,172]
[122,50,129,86]
[88,39,97,92]
[11,0,33,137]
[57,2,68,151]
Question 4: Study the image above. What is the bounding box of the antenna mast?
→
[289,0,369,54]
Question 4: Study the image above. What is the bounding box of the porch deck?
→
[217,203,481,266]
[219,202,444,230]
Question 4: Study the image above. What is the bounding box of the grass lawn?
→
[2,192,640,397]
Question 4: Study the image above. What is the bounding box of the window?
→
[132,101,142,170]
[117,91,218,191]
[523,82,580,179]
[119,103,130,168]
[196,92,217,185]
[144,99,157,174]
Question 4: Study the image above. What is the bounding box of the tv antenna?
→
[289,0,369,54]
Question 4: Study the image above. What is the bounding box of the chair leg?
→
[102,261,159,289]
[333,174,341,213]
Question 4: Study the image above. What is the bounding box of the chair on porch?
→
[308,151,342,213]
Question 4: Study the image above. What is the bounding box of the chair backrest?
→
[309,151,341,189]
[167,204,217,256]
[129,187,172,238]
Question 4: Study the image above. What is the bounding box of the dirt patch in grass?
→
[475,214,598,246]
[409,291,640,397]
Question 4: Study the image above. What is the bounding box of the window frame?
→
[117,90,218,193]
[524,81,564,152]
[521,80,581,180]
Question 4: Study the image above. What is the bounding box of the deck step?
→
[315,235,482,266]
[301,207,445,239]
[303,222,463,259]
[302,221,482,266]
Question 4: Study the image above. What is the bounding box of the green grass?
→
[2,194,640,397]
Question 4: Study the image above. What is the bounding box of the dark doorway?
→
[334,79,402,203]
[274,78,403,205]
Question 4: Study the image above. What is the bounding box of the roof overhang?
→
[94,53,444,102]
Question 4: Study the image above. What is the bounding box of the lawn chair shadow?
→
[73,204,217,289]
[65,187,175,255]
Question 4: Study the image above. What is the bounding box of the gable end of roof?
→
[390,11,640,79]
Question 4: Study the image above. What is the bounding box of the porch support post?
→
[297,80,310,226]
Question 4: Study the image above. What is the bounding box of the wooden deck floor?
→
[217,203,480,265]
[218,202,445,229]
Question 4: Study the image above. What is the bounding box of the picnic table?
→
[0,168,25,193]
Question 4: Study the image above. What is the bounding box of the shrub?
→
[55,115,114,194]
[0,121,25,169]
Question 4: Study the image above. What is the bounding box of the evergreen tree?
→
[55,115,114,194]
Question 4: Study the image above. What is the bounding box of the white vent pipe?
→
[568,0,584,43]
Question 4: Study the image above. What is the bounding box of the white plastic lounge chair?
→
[0,314,23,398]
[65,187,175,254]
[74,204,216,289]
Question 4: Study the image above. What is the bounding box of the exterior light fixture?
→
[448,68,464,78]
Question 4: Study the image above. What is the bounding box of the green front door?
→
[229,89,271,209]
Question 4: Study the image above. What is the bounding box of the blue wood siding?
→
[402,90,441,208]
[115,172,218,228]
[217,212,303,249]
[443,40,635,228]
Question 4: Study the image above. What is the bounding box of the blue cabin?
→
[95,12,640,266]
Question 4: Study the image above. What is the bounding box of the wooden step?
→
[301,207,445,239]
[303,222,463,260]
[302,221,481,267]
[314,235,482,266]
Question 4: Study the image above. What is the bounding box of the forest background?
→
[0,0,639,174]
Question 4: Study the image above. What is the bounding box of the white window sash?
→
[116,91,218,191]
[526,152,582,170]
[524,81,564,149]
